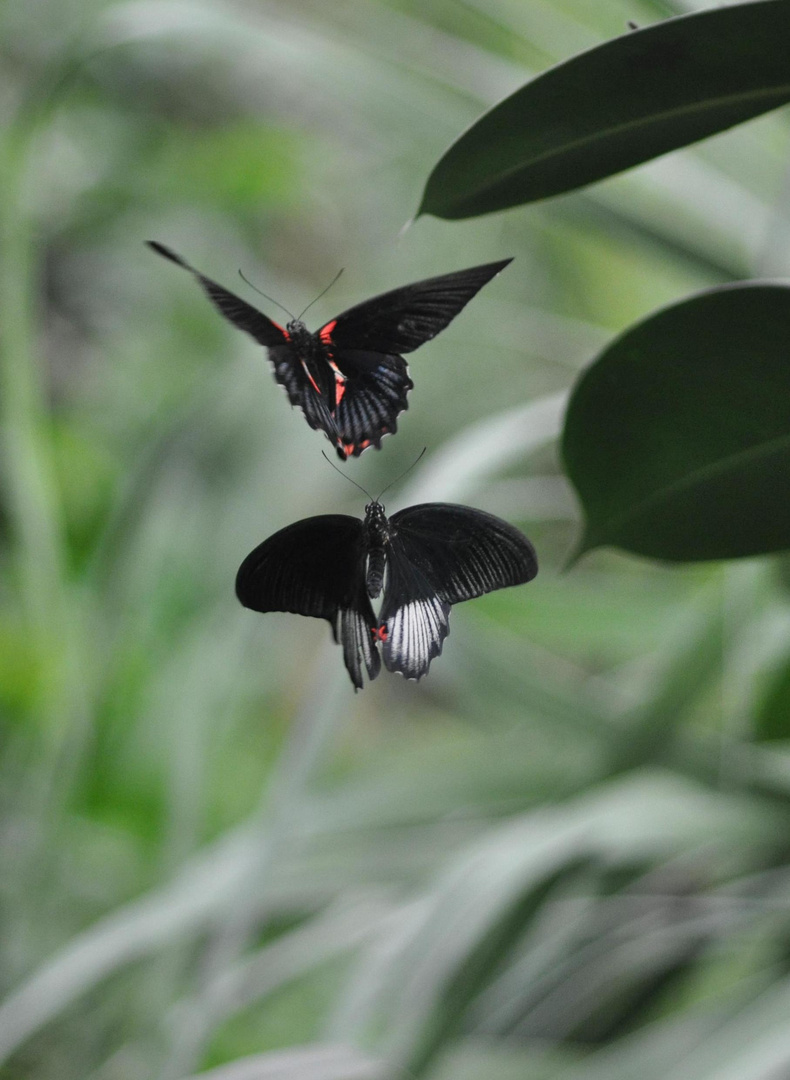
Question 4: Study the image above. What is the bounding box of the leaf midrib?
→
[436,82,790,209]
[585,429,790,548]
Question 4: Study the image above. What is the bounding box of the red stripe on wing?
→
[320,319,337,344]
[300,360,321,394]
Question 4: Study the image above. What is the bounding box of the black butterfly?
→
[236,500,537,689]
[148,241,511,460]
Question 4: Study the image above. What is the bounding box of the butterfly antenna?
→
[320,451,374,500]
[376,447,427,502]
[238,270,297,322]
[298,268,344,321]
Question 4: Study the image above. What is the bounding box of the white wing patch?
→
[382,596,451,680]
[333,604,380,691]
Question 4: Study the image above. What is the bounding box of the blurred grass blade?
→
[558,1014,722,1080]
[755,654,790,740]
[562,283,790,562]
[169,896,393,1038]
[609,584,727,772]
[668,976,790,1080]
[565,976,790,1080]
[0,828,258,1066]
[426,1041,587,1080]
[403,392,566,505]
[334,772,778,1068]
[418,0,790,219]
[179,1044,386,1080]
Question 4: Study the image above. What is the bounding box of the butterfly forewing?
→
[235,515,380,689]
[324,258,513,355]
[388,504,538,603]
[147,242,288,347]
[376,503,535,680]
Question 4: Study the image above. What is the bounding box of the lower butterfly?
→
[236,500,538,689]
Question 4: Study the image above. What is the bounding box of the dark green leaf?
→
[562,284,790,562]
[418,0,790,219]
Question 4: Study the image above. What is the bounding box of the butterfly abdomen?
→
[366,547,386,599]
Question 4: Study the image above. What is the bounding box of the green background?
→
[2,1,790,1078]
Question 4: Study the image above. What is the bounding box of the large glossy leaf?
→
[418,0,790,219]
[562,284,790,562]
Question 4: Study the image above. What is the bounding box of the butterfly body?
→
[148,241,511,459]
[277,318,344,408]
[236,500,537,689]
[362,501,389,599]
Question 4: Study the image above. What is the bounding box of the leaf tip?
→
[562,528,597,571]
[413,192,433,221]
[414,180,446,221]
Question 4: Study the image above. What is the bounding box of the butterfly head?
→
[285,318,309,342]
[364,500,387,529]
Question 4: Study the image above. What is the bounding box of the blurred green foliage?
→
[2,1,790,1079]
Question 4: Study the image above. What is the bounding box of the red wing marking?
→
[319,319,337,345]
[274,321,289,339]
[371,624,388,642]
[300,360,321,394]
[327,359,347,406]
[342,437,372,456]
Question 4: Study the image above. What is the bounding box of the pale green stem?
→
[0,119,93,935]
[0,130,65,628]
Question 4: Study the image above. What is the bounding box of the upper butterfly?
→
[148,242,511,459]
[236,499,537,689]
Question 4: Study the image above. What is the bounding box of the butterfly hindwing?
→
[269,346,341,442]
[235,515,380,689]
[378,542,451,680]
[323,259,512,355]
[329,350,413,457]
[378,504,537,679]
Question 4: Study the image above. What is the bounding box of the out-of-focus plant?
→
[2,2,790,1080]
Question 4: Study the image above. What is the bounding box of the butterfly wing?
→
[149,242,343,445]
[328,350,413,458]
[268,345,342,443]
[378,504,537,679]
[148,242,289,347]
[378,540,451,681]
[318,260,510,456]
[236,515,380,689]
[389,504,538,601]
[321,259,512,355]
